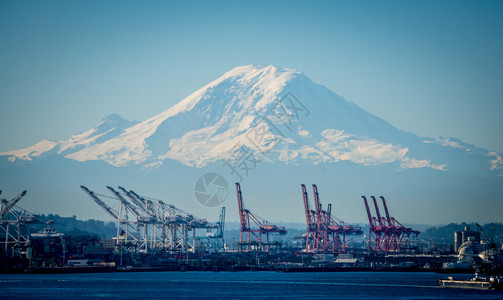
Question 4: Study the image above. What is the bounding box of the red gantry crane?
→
[236,183,286,252]
[362,195,419,253]
[302,184,362,253]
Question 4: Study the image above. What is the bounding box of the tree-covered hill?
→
[33,214,117,238]
[421,222,503,245]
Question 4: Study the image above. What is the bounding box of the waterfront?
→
[1,271,502,299]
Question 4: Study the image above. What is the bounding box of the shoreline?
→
[1,265,475,275]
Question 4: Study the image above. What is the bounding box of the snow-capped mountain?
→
[2,65,501,177]
[2,65,502,224]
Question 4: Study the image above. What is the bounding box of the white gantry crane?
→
[206,207,226,253]
[1,190,50,256]
[80,185,218,254]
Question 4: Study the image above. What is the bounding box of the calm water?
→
[1,271,502,299]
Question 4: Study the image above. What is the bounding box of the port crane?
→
[1,190,49,255]
[302,184,362,253]
[362,196,385,252]
[81,185,217,254]
[81,186,140,252]
[1,190,26,219]
[362,195,419,253]
[117,186,167,250]
[135,190,216,251]
[127,187,217,252]
[206,207,226,253]
[475,223,499,264]
[107,186,158,253]
[236,183,286,252]
[476,223,498,250]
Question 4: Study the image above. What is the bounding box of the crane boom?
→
[476,223,497,249]
[301,184,314,230]
[371,196,384,226]
[313,184,321,214]
[128,189,148,206]
[312,184,324,231]
[1,190,27,217]
[362,196,374,230]
[80,186,118,219]
[236,182,248,231]
[106,186,142,217]
[118,186,145,209]
[380,196,392,224]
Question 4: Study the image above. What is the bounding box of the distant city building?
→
[454,226,481,252]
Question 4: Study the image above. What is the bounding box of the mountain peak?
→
[101,113,128,123]
[95,114,137,132]
[223,64,301,77]
[219,64,301,93]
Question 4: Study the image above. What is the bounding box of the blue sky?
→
[1,0,502,153]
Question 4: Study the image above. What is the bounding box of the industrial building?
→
[454,226,481,252]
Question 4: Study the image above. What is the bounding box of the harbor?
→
[1,185,502,280]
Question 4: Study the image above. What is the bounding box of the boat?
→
[31,227,63,238]
[439,273,503,290]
